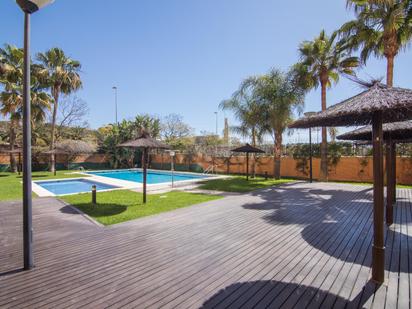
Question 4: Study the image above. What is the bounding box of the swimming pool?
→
[35,179,119,196]
[86,170,208,184]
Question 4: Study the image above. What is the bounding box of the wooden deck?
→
[0,182,411,308]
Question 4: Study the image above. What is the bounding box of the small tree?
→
[161,113,193,148]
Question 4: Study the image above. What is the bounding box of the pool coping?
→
[32,177,126,197]
[32,169,228,197]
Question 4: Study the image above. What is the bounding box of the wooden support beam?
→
[392,143,397,204]
[246,153,249,181]
[143,147,147,204]
[372,111,385,283]
[386,140,394,226]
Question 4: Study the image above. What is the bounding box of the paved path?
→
[0,182,411,308]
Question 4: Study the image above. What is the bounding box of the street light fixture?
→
[112,86,118,124]
[214,112,218,136]
[17,0,54,13]
[16,0,54,270]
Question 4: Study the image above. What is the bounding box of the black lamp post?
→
[112,86,118,124]
[16,0,54,270]
[304,112,316,183]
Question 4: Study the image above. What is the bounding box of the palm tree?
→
[340,0,412,87]
[254,69,305,179]
[220,78,265,177]
[0,44,51,172]
[294,30,359,181]
[329,127,339,143]
[36,48,82,172]
[132,114,161,139]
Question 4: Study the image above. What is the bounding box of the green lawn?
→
[0,170,86,201]
[198,176,295,193]
[61,190,222,225]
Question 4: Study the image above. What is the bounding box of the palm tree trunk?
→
[320,81,328,181]
[386,55,394,87]
[274,131,282,180]
[9,123,17,173]
[49,88,59,173]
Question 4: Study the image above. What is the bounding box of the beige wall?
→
[2,150,412,185]
[151,153,412,185]
[0,153,108,165]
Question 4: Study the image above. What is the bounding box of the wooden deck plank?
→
[0,183,411,309]
[383,197,402,309]
[214,189,369,309]
[397,200,410,309]
[155,195,369,309]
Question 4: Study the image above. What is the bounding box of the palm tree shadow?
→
[241,184,412,273]
[301,220,412,273]
[242,185,373,226]
[201,280,378,309]
[60,204,127,217]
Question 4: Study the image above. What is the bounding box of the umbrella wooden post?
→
[54,155,57,176]
[391,143,396,204]
[386,139,394,226]
[143,148,147,204]
[18,153,22,176]
[117,129,170,205]
[246,153,249,181]
[372,111,385,283]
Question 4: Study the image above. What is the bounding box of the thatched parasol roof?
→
[337,120,412,142]
[43,149,70,155]
[3,149,23,154]
[118,130,170,149]
[55,140,96,154]
[231,144,265,154]
[0,63,6,75]
[289,83,412,129]
[0,143,20,152]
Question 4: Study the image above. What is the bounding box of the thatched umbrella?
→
[289,83,412,283]
[43,149,70,176]
[337,120,412,226]
[55,140,96,154]
[47,140,97,174]
[231,144,265,180]
[337,120,412,142]
[0,62,6,75]
[118,130,170,203]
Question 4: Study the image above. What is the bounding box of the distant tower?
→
[224,118,229,146]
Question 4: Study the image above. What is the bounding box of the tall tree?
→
[99,115,161,169]
[220,78,265,177]
[36,48,82,172]
[0,45,51,172]
[254,69,305,179]
[340,0,412,87]
[294,30,359,181]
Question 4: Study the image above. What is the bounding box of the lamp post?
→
[112,86,118,124]
[169,151,175,188]
[304,112,316,183]
[214,112,218,136]
[16,0,54,270]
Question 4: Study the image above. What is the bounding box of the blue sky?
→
[1,0,411,143]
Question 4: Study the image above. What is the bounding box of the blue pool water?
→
[87,170,207,184]
[36,179,118,195]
